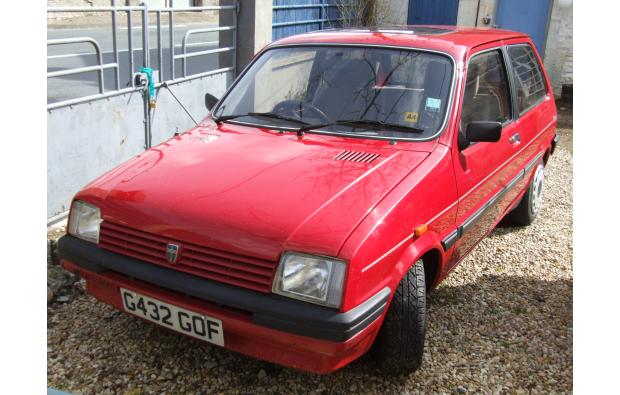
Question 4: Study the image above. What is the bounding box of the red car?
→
[59,26,558,375]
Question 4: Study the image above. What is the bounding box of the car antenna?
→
[296,129,305,138]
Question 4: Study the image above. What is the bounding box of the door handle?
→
[509,133,521,145]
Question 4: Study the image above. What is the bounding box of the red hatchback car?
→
[59,26,558,375]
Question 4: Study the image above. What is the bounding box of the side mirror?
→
[465,121,502,143]
[205,93,219,111]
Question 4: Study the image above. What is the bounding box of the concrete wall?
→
[376,0,408,25]
[220,0,272,75]
[456,0,496,27]
[543,1,573,97]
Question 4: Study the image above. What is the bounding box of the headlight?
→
[68,200,102,243]
[272,252,346,308]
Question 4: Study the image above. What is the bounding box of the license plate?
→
[120,288,224,346]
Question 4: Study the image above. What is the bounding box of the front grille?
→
[98,221,277,293]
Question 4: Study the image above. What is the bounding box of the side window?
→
[460,50,512,135]
[507,45,547,115]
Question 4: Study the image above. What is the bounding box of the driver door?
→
[448,46,520,266]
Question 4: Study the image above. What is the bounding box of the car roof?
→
[270,26,529,59]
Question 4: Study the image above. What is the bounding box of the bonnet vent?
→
[333,150,380,164]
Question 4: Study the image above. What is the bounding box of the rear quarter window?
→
[507,45,547,115]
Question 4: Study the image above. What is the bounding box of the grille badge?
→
[166,243,180,264]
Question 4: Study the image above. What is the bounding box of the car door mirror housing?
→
[465,121,502,143]
[205,93,219,111]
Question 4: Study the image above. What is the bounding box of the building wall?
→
[455,0,573,98]
[376,0,408,25]
[543,1,573,96]
[457,0,573,97]
[456,0,496,27]
[377,0,572,98]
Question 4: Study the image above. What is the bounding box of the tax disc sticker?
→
[425,97,441,112]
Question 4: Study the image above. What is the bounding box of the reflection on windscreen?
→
[215,46,453,139]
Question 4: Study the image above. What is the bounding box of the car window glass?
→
[214,46,453,140]
[253,50,317,113]
[460,49,512,135]
[507,45,547,114]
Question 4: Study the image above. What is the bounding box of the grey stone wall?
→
[376,0,408,25]
[543,1,573,97]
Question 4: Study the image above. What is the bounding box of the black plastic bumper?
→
[57,235,390,342]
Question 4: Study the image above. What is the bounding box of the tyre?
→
[371,259,426,375]
[508,163,545,226]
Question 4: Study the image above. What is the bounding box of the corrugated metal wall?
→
[272,0,343,41]
[407,0,458,25]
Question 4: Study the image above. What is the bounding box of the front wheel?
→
[371,260,426,375]
[508,162,545,226]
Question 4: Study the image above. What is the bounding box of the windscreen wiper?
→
[214,112,310,126]
[298,119,425,134]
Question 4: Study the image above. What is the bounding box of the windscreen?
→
[213,46,453,140]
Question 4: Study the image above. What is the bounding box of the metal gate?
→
[407,0,459,25]
[495,0,553,57]
[47,0,238,222]
[272,0,343,40]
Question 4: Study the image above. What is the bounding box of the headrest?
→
[423,60,447,98]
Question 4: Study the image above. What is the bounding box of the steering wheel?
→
[272,100,330,124]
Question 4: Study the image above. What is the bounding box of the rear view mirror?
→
[205,93,219,111]
[466,121,502,143]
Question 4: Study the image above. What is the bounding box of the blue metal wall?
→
[495,0,552,57]
[272,0,343,41]
[407,0,459,25]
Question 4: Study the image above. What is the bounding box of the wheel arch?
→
[390,231,446,292]
[420,249,442,292]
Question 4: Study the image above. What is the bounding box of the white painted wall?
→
[47,72,232,218]
[47,92,145,217]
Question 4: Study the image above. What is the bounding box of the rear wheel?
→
[508,163,545,226]
[371,259,426,375]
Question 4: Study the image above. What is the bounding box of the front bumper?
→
[58,235,389,373]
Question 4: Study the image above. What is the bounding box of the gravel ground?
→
[48,121,573,394]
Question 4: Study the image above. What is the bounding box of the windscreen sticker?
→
[404,112,419,123]
[425,97,441,112]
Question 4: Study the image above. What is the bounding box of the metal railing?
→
[47,37,115,95]
[47,0,238,110]
[178,25,236,78]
